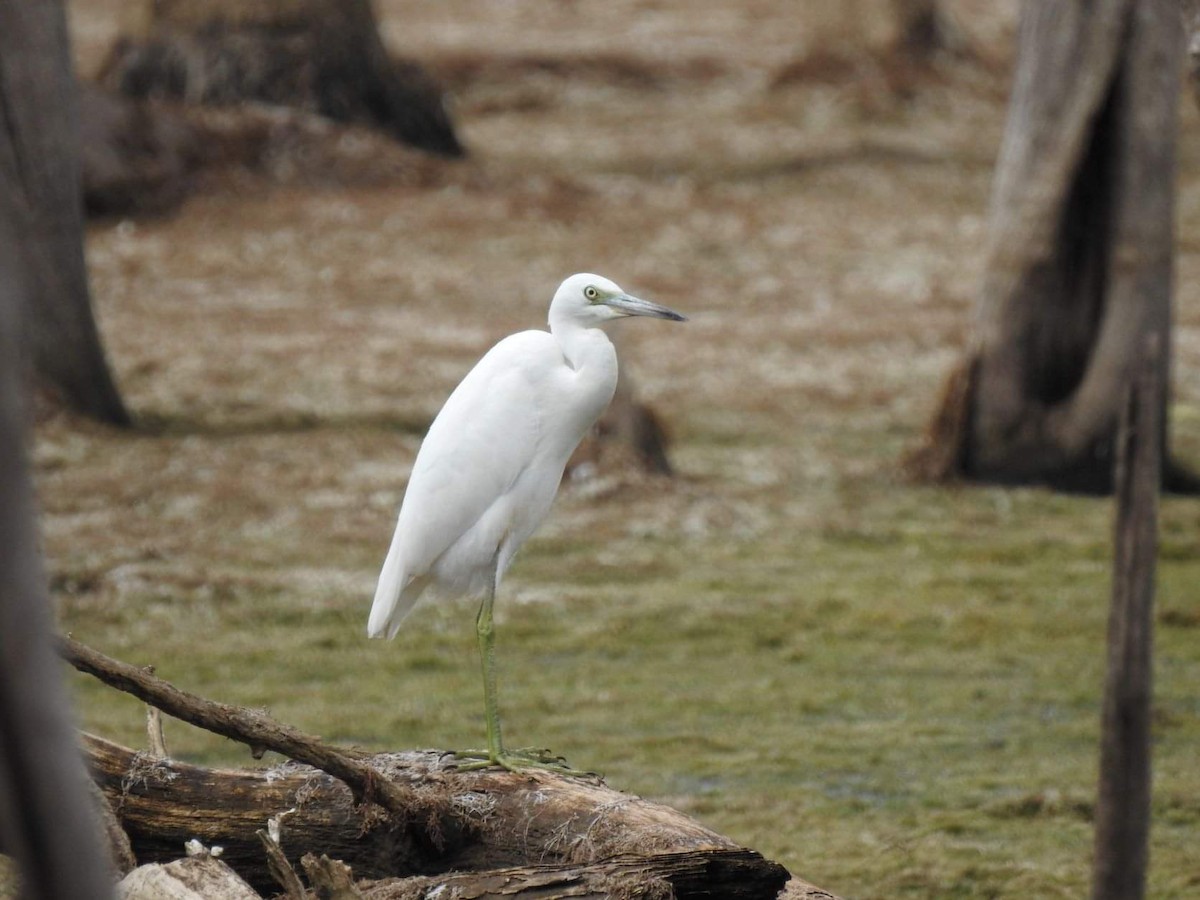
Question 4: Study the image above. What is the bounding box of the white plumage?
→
[368,273,685,772]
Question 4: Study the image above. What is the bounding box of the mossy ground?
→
[23,1,1200,897]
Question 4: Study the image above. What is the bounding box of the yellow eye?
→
[584,286,599,301]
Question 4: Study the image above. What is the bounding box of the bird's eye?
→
[584,286,599,301]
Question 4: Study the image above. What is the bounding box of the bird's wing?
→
[370,330,557,633]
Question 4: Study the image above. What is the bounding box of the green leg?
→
[476,578,505,763]
[451,578,596,778]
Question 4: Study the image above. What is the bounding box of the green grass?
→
[32,7,1200,892]
[52,429,1200,899]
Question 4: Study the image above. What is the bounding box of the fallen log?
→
[84,734,789,897]
[358,850,785,900]
[66,637,820,898]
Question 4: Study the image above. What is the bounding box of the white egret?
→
[368,273,686,773]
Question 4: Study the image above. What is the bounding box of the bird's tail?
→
[367,539,430,640]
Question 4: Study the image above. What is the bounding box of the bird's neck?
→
[547,309,604,367]
[551,318,615,374]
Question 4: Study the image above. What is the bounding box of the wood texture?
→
[1092,339,1160,898]
[117,855,260,900]
[62,636,419,817]
[360,850,789,900]
[83,733,786,895]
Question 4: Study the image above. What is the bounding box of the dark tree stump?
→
[95,0,464,158]
[79,83,201,217]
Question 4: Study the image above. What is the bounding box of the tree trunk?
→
[0,198,115,898]
[95,0,464,158]
[0,2,131,425]
[909,0,1187,493]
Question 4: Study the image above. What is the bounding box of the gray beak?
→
[604,292,688,322]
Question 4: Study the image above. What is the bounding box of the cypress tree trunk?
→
[0,2,130,425]
[910,0,1187,493]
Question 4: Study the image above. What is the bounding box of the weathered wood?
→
[360,850,790,900]
[780,878,841,900]
[117,854,261,900]
[300,854,363,900]
[84,734,423,894]
[258,826,307,899]
[62,635,419,817]
[83,733,788,895]
[1092,338,1160,898]
[69,638,811,898]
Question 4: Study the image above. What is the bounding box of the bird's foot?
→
[449,746,599,778]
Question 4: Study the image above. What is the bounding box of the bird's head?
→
[550,273,687,329]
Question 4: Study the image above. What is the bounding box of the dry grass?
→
[23,1,1200,897]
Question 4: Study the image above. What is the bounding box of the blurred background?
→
[26,0,1200,896]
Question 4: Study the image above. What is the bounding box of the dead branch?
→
[60,635,415,816]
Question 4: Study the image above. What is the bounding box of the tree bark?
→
[0,2,130,425]
[0,197,114,898]
[909,0,1187,493]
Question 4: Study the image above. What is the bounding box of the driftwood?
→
[65,638,812,899]
[117,850,260,899]
[84,735,789,898]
